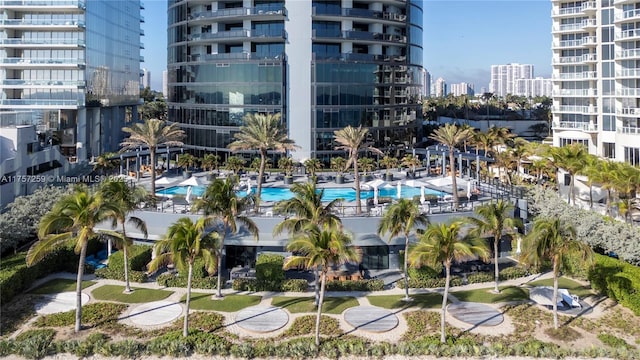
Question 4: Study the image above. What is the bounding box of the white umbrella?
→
[185,186,192,204]
[246,180,252,195]
[397,182,402,199]
[467,181,472,199]
[179,176,204,187]
[374,187,379,205]
[156,176,176,185]
[420,186,426,204]
[404,179,428,188]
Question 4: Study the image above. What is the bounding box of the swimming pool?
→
[156,185,447,202]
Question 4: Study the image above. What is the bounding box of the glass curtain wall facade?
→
[0,0,143,160]
[551,0,640,165]
[167,0,423,162]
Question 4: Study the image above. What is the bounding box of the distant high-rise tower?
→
[514,77,552,97]
[167,0,424,161]
[434,77,447,97]
[141,68,151,89]
[489,63,534,97]
[162,70,168,99]
[423,69,432,98]
[551,0,640,165]
[450,82,474,97]
[0,0,144,160]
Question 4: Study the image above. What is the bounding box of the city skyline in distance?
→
[141,0,553,93]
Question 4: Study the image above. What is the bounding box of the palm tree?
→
[200,153,220,173]
[520,217,593,329]
[27,186,119,332]
[228,113,297,212]
[99,179,148,293]
[612,163,640,223]
[379,155,399,179]
[191,177,259,297]
[377,198,429,301]
[333,126,382,214]
[283,224,359,346]
[400,154,421,178]
[550,143,588,205]
[429,124,473,209]
[225,155,246,175]
[121,118,185,197]
[148,217,219,337]
[330,156,347,182]
[177,153,198,174]
[93,152,118,175]
[274,182,343,306]
[357,157,376,177]
[467,200,520,293]
[303,158,323,181]
[409,220,489,343]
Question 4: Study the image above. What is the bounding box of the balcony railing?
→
[1,79,84,86]
[189,29,286,41]
[552,6,582,16]
[616,68,640,77]
[0,19,85,27]
[616,9,640,21]
[1,57,85,66]
[553,23,582,32]
[552,53,596,64]
[582,36,597,45]
[553,71,597,80]
[618,107,640,116]
[553,121,597,131]
[0,38,85,46]
[553,105,597,113]
[190,6,286,20]
[618,126,640,135]
[616,48,640,59]
[0,99,83,106]
[203,52,284,61]
[553,89,597,96]
[0,0,85,7]
[616,29,640,40]
[580,1,597,11]
[617,88,640,96]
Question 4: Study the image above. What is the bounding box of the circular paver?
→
[447,302,503,326]
[344,306,398,333]
[127,300,183,326]
[234,306,289,333]
[35,292,90,315]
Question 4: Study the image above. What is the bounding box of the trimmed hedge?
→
[232,278,257,292]
[499,266,529,280]
[0,239,100,305]
[232,278,309,292]
[255,254,285,291]
[281,279,309,292]
[156,273,220,290]
[398,276,463,289]
[326,279,384,292]
[94,245,151,283]
[589,254,640,315]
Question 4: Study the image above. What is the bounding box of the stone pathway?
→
[343,306,399,332]
[447,302,504,326]
[234,306,289,333]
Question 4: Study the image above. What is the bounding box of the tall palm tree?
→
[200,153,221,173]
[612,163,640,223]
[225,155,246,175]
[409,220,489,343]
[228,113,297,212]
[334,126,382,214]
[121,118,185,197]
[550,143,588,205]
[191,177,259,297]
[520,217,593,329]
[99,179,148,293]
[378,198,429,301]
[429,123,473,209]
[27,186,119,332]
[283,224,359,346]
[466,200,520,293]
[274,182,343,306]
[147,217,219,337]
[379,155,399,178]
[93,152,118,175]
[303,158,323,180]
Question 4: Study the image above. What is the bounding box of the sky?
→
[141,0,553,92]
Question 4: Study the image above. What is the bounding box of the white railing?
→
[554,89,597,96]
[580,1,597,11]
[553,6,582,16]
[616,68,640,77]
[617,88,640,96]
[581,36,597,45]
[616,9,640,21]
[618,127,640,135]
[616,48,640,59]
[618,107,640,116]
[616,29,640,40]
[553,121,596,131]
[582,19,597,27]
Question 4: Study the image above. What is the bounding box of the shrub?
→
[15,328,56,359]
[399,276,462,289]
[499,266,529,280]
[466,272,493,284]
[34,302,127,328]
[282,315,341,338]
[408,265,442,281]
[588,254,640,315]
[232,278,257,291]
[255,253,285,291]
[544,326,582,342]
[598,333,631,349]
[156,272,220,289]
[281,279,309,292]
[326,279,384,291]
[94,245,151,283]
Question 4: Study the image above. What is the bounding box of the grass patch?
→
[367,293,443,309]
[528,277,594,298]
[545,326,582,341]
[184,293,261,312]
[451,286,530,303]
[34,302,127,328]
[270,296,358,314]
[29,278,96,294]
[91,285,173,303]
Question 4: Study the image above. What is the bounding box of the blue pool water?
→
[156,185,447,202]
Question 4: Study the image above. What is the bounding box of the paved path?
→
[447,302,504,326]
[234,306,289,333]
[123,300,184,326]
[35,292,90,315]
[343,306,399,332]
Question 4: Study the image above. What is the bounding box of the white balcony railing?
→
[554,89,597,96]
[616,29,640,40]
[553,121,597,132]
[617,88,640,96]
[553,71,597,80]
[616,48,640,59]
[553,105,597,113]
[618,126,640,135]
[616,9,640,21]
[580,1,597,11]
[616,68,640,77]
[618,107,640,116]
[582,19,597,28]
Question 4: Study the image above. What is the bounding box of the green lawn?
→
[271,296,359,314]
[367,293,443,309]
[451,286,530,303]
[91,285,173,303]
[185,293,262,312]
[528,277,594,298]
[29,279,96,294]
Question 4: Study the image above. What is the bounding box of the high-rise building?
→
[514,77,553,97]
[433,77,446,97]
[423,69,431,98]
[450,82,474,97]
[141,68,151,89]
[0,0,144,161]
[167,0,424,161]
[489,63,534,97]
[551,1,640,164]
[162,69,168,98]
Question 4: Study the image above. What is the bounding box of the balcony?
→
[552,6,582,17]
[553,105,597,113]
[582,19,597,29]
[203,52,284,61]
[189,6,286,22]
[0,0,85,9]
[618,126,640,135]
[617,87,640,96]
[0,79,84,87]
[313,52,386,62]
[0,57,85,68]
[583,53,597,63]
[552,53,596,64]
[552,23,582,33]
[553,39,584,48]
[615,29,640,41]
[0,19,85,29]
[553,71,597,80]
[615,8,640,22]
[580,1,597,13]
[553,121,598,132]
[189,29,286,42]
[616,48,640,59]
[0,38,85,48]
[617,107,640,116]
[616,68,640,77]
[553,89,597,97]
[0,99,83,107]
[581,36,597,46]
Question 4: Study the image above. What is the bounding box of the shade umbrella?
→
[185,185,192,204]
[246,180,252,195]
[467,180,472,199]
[420,186,426,204]
[374,187,379,205]
[397,182,402,199]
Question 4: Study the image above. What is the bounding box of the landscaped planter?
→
[284,176,294,185]
[182,170,191,179]
[335,175,344,184]
[360,174,373,182]
[385,174,394,182]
